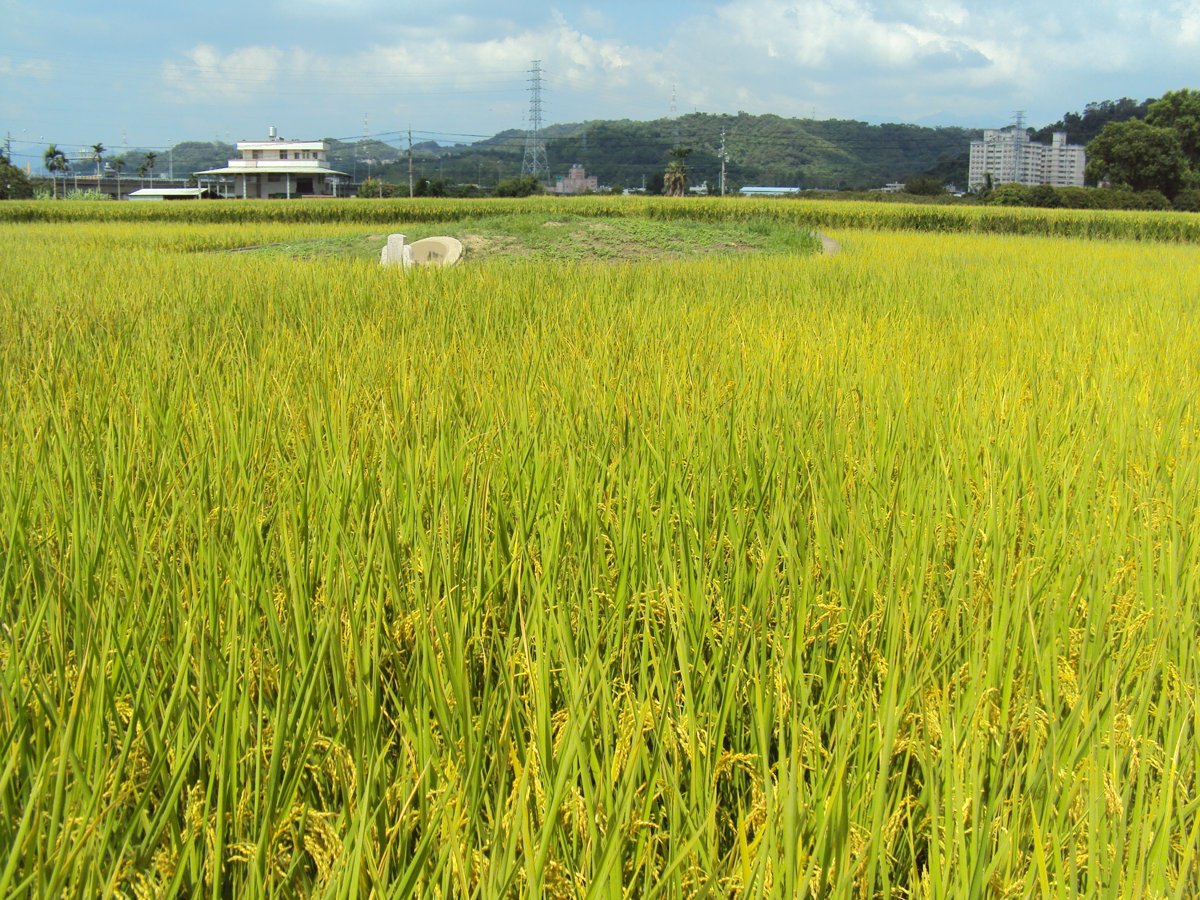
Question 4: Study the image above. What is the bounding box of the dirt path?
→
[819,233,841,255]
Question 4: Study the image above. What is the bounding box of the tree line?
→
[1084,89,1200,200]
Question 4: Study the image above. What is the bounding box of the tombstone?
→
[380,233,413,268]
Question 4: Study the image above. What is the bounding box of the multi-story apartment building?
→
[195,127,350,199]
[552,164,599,195]
[968,128,1086,192]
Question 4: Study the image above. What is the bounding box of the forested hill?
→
[154,114,981,191]
[143,101,1165,192]
[456,113,980,191]
[1030,98,1156,146]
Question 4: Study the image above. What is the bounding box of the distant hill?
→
[354,113,981,192]
[156,107,1184,191]
[168,142,233,175]
[140,102,1167,191]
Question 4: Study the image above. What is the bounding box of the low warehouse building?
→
[128,187,215,201]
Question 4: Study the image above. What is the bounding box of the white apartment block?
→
[195,127,350,199]
[968,128,1086,192]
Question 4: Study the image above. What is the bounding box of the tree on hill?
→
[1145,88,1200,169]
[919,151,969,189]
[1033,97,1155,145]
[1085,119,1188,197]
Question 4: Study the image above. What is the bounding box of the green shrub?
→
[987,183,1031,206]
[1130,190,1172,210]
[1171,188,1200,212]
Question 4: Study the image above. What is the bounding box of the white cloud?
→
[147,0,1200,140]
[0,56,53,79]
[161,45,287,103]
[158,14,646,121]
[577,5,613,31]
[707,0,994,71]
[1178,1,1200,44]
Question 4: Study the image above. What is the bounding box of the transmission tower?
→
[1012,111,1027,183]
[522,60,549,179]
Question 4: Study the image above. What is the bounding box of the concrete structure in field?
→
[380,233,463,268]
[968,128,1086,192]
[739,186,802,197]
[128,187,214,201]
[195,127,350,199]
[552,164,598,195]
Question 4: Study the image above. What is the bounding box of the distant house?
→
[553,164,599,195]
[128,187,215,201]
[739,186,802,197]
[195,127,350,199]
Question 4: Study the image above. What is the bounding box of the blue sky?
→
[3,0,1198,167]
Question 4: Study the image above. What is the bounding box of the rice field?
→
[5,196,1200,244]
[1,202,1199,896]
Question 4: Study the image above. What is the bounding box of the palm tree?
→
[140,151,158,187]
[663,146,692,198]
[43,144,68,199]
[91,142,105,186]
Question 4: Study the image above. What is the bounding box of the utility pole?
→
[408,126,414,198]
[168,144,173,181]
[719,128,727,196]
[363,114,371,188]
[4,132,10,160]
[671,84,680,147]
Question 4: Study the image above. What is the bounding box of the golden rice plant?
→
[0,216,1197,896]
[3,195,1200,243]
